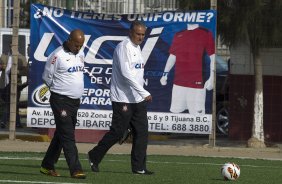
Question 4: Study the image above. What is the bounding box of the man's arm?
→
[160,54,176,86]
[42,52,58,87]
[0,55,7,72]
[117,45,151,99]
[18,54,28,77]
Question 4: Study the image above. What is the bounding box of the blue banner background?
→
[28,4,216,132]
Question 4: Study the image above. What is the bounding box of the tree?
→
[21,0,49,28]
[10,0,20,140]
[178,0,210,10]
[218,0,282,147]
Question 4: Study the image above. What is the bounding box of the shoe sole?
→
[40,168,60,177]
[71,174,86,179]
[133,170,154,175]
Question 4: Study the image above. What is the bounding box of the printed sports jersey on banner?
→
[169,27,215,88]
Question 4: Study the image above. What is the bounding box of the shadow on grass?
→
[0,162,70,173]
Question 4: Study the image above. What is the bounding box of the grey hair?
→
[130,20,146,30]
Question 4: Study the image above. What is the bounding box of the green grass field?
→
[0,152,281,184]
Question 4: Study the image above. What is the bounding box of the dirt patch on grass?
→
[0,139,281,160]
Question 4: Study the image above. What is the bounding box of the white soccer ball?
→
[221,162,240,181]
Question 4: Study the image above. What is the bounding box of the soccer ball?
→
[221,162,240,181]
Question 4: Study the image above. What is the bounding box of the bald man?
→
[40,29,86,179]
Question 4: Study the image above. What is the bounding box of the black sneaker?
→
[133,169,154,175]
[88,152,99,172]
[119,128,132,145]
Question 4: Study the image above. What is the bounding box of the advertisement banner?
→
[28,4,217,134]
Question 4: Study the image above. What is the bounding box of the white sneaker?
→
[133,170,154,175]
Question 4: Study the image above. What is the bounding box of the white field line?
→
[0,156,281,169]
[0,180,89,184]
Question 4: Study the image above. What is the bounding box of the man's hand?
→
[144,95,152,102]
[160,76,168,86]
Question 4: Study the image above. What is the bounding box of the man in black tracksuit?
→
[40,29,86,179]
[88,20,154,175]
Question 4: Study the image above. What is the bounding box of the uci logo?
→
[33,27,164,65]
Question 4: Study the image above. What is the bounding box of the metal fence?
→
[44,0,178,14]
